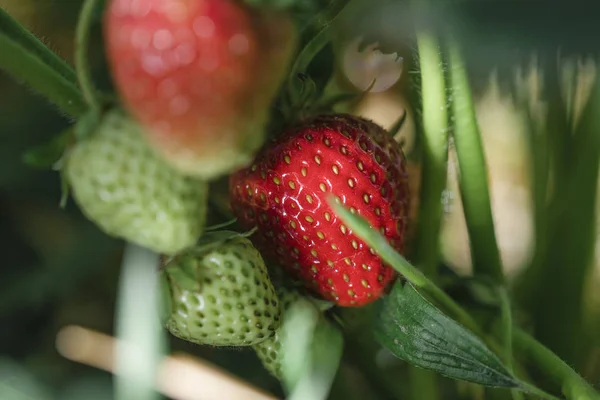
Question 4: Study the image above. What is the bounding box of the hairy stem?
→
[446,40,504,283]
[411,29,449,280]
[0,8,77,84]
[0,33,86,118]
[513,329,600,400]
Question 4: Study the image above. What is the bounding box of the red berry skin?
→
[229,114,410,307]
[104,0,297,179]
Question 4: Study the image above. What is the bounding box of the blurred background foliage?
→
[1,0,599,399]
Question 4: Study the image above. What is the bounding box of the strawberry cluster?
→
[61,0,410,381]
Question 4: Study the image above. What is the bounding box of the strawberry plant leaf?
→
[22,128,72,169]
[287,0,348,86]
[374,282,520,388]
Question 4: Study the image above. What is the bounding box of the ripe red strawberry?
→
[104,0,297,179]
[229,114,410,307]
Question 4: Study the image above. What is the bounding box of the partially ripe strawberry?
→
[104,0,297,179]
[160,232,281,346]
[65,109,208,255]
[229,114,410,307]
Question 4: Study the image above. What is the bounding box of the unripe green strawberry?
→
[161,232,281,346]
[252,284,302,379]
[65,109,208,255]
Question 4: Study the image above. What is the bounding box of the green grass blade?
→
[513,56,567,310]
[528,63,600,367]
[446,40,504,283]
[329,198,482,337]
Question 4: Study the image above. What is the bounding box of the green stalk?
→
[513,329,600,400]
[498,287,524,400]
[0,8,77,84]
[75,0,102,109]
[287,0,348,90]
[411,30,449,280]
[0,33,87,118]
[403,23,450,400]
[498,287,515,374]
[446,40,504,283]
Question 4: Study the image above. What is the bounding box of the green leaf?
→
[22,128,72,169]
[287,0,348,88]
[191,229,257,254]
[280,298,344,400]
[374,282,520,388]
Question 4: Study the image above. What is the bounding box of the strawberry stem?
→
[446,39,505,284]
[75,0,102,110]
[497,286,525,400]
[403,25,449,392]
[410,28,450,281]
[204,218,238,232]
[0,8,78,84]
[511,328,600,400]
